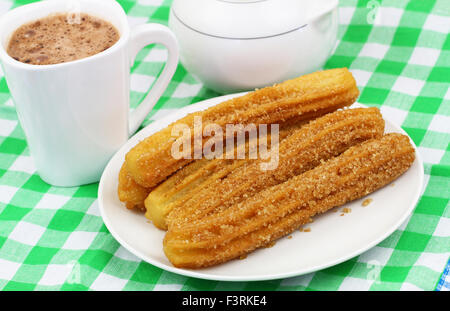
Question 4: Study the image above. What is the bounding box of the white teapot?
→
[169,0,338,93]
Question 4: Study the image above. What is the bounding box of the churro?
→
[124,68,359,189]
[145,123,305,229]
[163,133,415,268]
[118,164,151,211]
[165,107,385,230]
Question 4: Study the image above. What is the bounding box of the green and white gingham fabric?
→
[0,0,449,291]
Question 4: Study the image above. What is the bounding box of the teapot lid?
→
[171,0,337,39]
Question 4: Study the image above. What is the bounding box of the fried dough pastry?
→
[145,123,305,229]
[118,164,151,211]
[163,133,415,268]
[124,68,359,189]
[165,107,385,230]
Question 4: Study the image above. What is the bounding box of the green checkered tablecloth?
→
[0,0,449,291]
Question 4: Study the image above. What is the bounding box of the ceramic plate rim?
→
[98,92,424,282]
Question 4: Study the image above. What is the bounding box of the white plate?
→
[98,93,424,282]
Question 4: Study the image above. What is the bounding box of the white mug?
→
[0,0,179,187]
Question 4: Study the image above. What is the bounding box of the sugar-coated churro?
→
[165,107,385,230]
[163,133,415,268]
[118,164,151,211]
[124,68,359,189]
[145,123,305,229]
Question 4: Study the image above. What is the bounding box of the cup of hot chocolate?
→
[0,0,179,187]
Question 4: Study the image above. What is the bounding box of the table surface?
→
[0,0,448,291]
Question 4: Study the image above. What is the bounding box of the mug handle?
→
[128,24,179,135]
